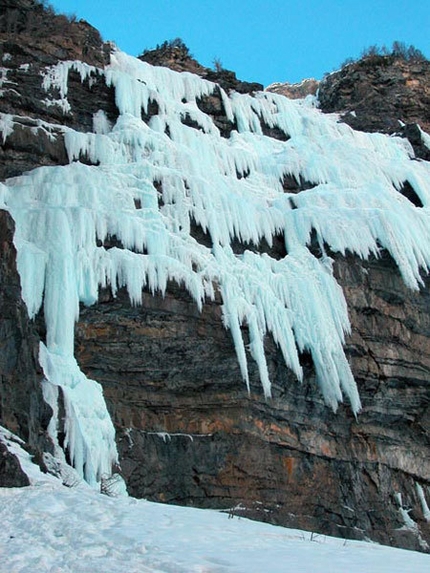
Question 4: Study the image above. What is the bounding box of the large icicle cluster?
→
[1,49,429,483]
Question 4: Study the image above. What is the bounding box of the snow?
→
[0,436,429,573]
[0,427,56,486]
[1,48,429,483]
[5,486,430,573]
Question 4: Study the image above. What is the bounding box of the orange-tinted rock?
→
[266,78,319,99]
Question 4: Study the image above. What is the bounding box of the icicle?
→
[0,112,14,143]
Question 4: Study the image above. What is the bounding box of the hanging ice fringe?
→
[0,49,429,482]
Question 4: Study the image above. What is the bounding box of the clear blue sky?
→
[50,0,429,86]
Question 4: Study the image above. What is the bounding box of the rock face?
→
[0,0,107,67]
[0,0,114,180]
[266,78,319,99]
[318,55,430,160]
[0,0,429,553]
[73,254,430,551]
[0,210,51,455]
[0,441,29,487]
[267,55,430,161]
[139,40,264,94]
[318,55,430,134]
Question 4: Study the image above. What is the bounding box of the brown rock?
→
[318,56,430,158]
[0,2,118,180]
[0,0,109,68]
[139,40,263,94]
[266,78,319,99]
[0,210,52,456]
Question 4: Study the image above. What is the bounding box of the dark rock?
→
[139,41,263,95]
[318,56,430,158]
[0,0,109,68]
[0,441,29,487]
[397,179,424,208]
[203,68,263,95]
[0,9,118,180]
[138,41,207,76]
[281,173,318,193]
[0,210,52,456]
[398,123,430,162]
[0,118,68,179]
[196,89,238,138]
[259,120,290,141]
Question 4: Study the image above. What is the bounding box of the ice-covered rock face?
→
[1,49,429,483]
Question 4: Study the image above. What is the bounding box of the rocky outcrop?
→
[0,210,51,455]
[0,0,116,180]
[0,441,29,487]
[0,0,429,553]
[0,0,107,67]
[318,56,430,134]
[266,78,319,99]
[318,55,430,159]
[139,41,263,94]
[267,56,430,161]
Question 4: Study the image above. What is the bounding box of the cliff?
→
[139,39,263,95]
[0,0,429,552]
[267,52,430,161]
[318,54,430,161]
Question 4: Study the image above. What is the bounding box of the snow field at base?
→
[0,49,430,483]
[0,439,429,573]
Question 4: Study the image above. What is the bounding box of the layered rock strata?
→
[73,252,430,551]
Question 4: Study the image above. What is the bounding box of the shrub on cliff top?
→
[340,41,427,70]
[140,38,192,59]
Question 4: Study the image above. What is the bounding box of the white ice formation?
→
[0,49,429,483]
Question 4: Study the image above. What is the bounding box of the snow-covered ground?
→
[1,429,429,573]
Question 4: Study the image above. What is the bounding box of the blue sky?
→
[50,0,429,86]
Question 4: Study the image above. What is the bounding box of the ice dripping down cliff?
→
[0,49,429,484]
